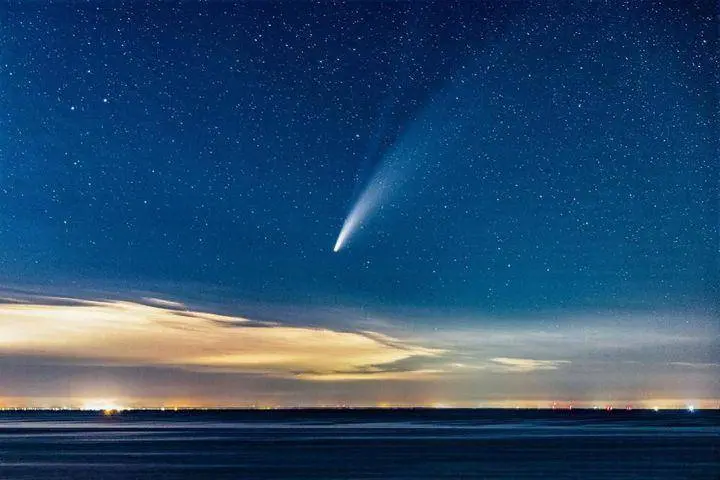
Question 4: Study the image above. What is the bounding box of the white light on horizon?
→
[80,399,125,412]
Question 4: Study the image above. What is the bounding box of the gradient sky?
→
[0,1,717,408]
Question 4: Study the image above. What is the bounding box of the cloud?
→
[0,297,441,380]
[489,357,570,373]
[141,297,186,309]
[669,362,720,369]
[297,369,444,382]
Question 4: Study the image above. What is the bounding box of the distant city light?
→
[80,399,125,413]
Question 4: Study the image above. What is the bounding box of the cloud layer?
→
[489,357,570,373]
[0,298,440,380]
[0,292,717,407]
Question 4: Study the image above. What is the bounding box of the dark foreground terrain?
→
[0,409,718,479]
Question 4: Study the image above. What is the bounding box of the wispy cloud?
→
[0,297,441,380]
[489,357,570,373]
[141,297,186,309]
[297,369,444,381]
[669,362,720,369]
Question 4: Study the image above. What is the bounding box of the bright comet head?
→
[333,227,349,252]
[333,180,385,253]
[333,207,362,252]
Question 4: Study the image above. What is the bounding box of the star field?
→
[0,1,716,406]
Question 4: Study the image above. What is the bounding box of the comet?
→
[333,171,394,252]
[332,81,472,252]
[334,146,414,253]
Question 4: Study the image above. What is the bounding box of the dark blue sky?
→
[0,1,717,406]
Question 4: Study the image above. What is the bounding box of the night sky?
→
[0,1,717,408]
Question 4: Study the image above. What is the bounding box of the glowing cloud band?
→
[0,297,440,380]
